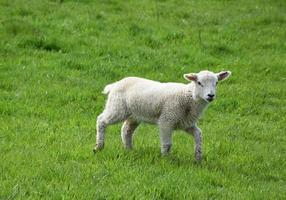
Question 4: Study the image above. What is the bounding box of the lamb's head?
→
[184,70,231,102]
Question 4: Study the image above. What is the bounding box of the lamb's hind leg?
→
[94,91,130,153]
[94,113,107,152]
[121,119,139,150]
[94,110,128,153]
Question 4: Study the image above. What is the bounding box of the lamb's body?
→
[94,70,231,161]
[104,77,207,128]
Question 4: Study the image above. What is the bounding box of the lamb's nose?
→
[207,94,215,102]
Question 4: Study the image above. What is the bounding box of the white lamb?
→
[94,70,231,161]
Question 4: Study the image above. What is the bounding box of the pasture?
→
[1,0,286,199]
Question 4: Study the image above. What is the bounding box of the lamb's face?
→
[184,70,231,103]
[195,71,218,102]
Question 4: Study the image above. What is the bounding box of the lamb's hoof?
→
[195,156,202,163]
[93,144,104,153]
[124,145,132,151]
[161,144,172,155]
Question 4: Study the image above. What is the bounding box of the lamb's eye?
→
[198,82,203,87]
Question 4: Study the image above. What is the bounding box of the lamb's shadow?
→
[122,147,205,168]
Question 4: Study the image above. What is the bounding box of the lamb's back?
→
[113,77,187,123]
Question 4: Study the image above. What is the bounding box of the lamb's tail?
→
[102,83,116,94]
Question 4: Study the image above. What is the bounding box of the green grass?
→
[1,0,286,199]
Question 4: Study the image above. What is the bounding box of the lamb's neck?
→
[182,83,209,115]
[194,99,209,113]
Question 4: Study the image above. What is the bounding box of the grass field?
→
[1,0,286,199]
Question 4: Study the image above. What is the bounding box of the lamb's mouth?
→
[206,97,215,102]
[201,98,211,103]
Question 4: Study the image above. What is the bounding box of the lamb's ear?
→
[217,71,231,81]
[184,73,198,82]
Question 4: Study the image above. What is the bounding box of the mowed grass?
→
[1,0,286,199]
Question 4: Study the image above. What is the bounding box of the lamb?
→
[93,70,231,161]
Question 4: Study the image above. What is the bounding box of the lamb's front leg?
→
[159,123,173,155]
[186,126,202,161]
